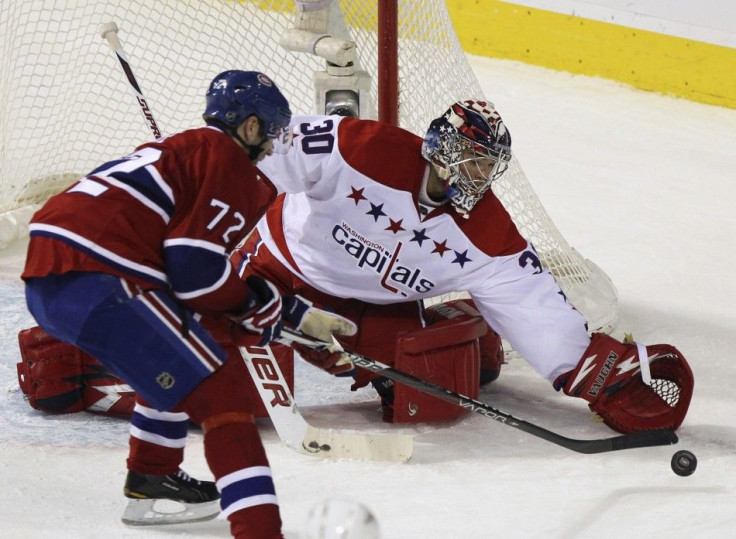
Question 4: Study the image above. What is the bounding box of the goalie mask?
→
[421,100,512,216]
[203,70,293,158]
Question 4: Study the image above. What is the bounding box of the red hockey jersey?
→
[23,126,277,314]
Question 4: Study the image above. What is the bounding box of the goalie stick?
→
[98,22,411,462]
[239,344,413,461]
[281,327,679,455]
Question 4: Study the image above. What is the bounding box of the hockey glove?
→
[282,295,357,376]
[556,332,694,433]
[282,295,357,342]
[230,275,283,346]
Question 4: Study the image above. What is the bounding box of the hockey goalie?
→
[227,103,694,435]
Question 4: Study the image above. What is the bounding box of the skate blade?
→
[121,498,220,526]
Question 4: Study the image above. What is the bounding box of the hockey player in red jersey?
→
[20,70,353,539]
[231,100,693,432]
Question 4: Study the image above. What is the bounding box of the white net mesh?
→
[0,0,617,332]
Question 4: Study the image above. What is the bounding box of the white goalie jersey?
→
[255,115,591,382]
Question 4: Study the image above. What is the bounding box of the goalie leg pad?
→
[17,325,135,416]
[424,299,504,386]
[557,332,694,433]
[478,328,504,386]
[387,314,487,423]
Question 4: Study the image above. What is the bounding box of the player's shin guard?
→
[556,333,694,433]
[181,344,285,536]
[203,415,283,539]
[127,398,188,475]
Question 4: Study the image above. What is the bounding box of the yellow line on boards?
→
[447,0,736,109]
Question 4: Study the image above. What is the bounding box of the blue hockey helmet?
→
[203,70,292,140]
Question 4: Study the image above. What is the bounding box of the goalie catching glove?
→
[282,295,357,376]
[556,332,694,433]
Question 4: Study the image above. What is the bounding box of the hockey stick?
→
[99,21,163,139]
[239,343,413,462]
[281,327,679,455]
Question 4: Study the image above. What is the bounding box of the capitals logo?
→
[331,221,436,297]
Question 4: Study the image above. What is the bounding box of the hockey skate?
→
[121,469,220,526]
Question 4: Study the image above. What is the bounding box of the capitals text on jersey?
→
[331,222,435,296]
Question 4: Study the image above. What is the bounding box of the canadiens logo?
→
[331,222,436,296]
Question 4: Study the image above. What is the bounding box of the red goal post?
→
[0,0,618,333]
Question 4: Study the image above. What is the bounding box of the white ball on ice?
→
[301,499,380,539]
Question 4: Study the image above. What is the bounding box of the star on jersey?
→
[410,228,430,246]
[385,218,405,234]
[432,240,451,257]
[366,202,386,222]
[344,186,473,268]
[347,186,367,205]
[452,249,472,267]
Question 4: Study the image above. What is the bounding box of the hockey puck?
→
[671,450,697,476]
[305,440,332,453]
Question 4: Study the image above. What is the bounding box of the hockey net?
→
[0,0,618,333]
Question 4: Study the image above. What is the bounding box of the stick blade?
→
[562,428,679,454]
[303,426,413,462]
[609,428,679,451]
